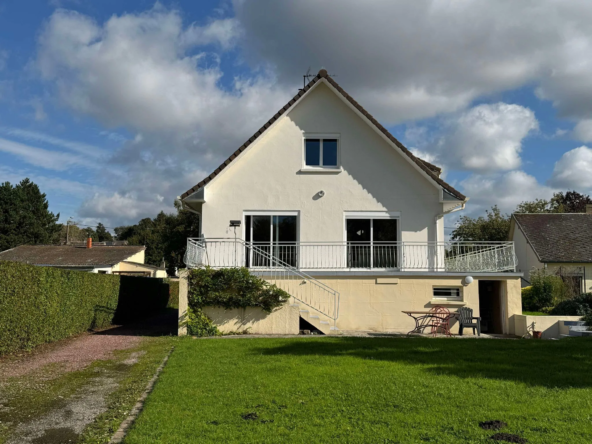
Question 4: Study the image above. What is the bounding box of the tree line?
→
[0,179,199,272]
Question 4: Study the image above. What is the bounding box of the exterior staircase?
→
[185,237,341,335]
[560,321,592,338]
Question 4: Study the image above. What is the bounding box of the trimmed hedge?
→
[186,267,290,336]
[0,261,170,355]
[0,261,119,354]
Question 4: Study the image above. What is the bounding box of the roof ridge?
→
[180,69,465,200]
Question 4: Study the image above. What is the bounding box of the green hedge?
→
[0,261,170,355]
[186,267,290,336]
[0,261,120,354]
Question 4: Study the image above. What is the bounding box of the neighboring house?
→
[0,240,166,277]
[510,210,592,292]
[180,69,522,335]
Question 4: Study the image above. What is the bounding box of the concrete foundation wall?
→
[202,305,299,334]
[513,314,582,339]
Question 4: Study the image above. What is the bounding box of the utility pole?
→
[66,217,74,245]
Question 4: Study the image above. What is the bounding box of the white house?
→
[179,69,522,335]
[510,211,592,292]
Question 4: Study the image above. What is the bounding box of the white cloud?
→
[460,170,555,216]
[408,103,538,173]
[548,146,592,191]
[436,103,538,172]
[36,6,291,225]
[234,0,592,128]
[0,137,96,171]
[181,18,241,50]
[572,120,592,142]
[0,127,107,157]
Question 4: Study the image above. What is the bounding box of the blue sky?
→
[1,0,592,231]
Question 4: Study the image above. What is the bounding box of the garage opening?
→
[478,280,504,334]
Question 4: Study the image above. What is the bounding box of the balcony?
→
[185,238,517,273]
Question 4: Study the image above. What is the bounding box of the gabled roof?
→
[181,69,464,200]
[0,245,146,267]
[512,213,592,263]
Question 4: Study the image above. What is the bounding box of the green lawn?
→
[125,337,592,444]
[522,311,549,316]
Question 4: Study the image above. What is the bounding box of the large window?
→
[305,138,339,168]
[245,214,298,267]
[346,216,398,269]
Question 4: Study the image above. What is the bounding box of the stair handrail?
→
[185,237,340,324]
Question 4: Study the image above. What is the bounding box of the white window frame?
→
[432,287,463,301]
[301,133,341,172]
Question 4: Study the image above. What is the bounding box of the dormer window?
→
[302,134,341,172]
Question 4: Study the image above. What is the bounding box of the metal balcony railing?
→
[185,238,517,273]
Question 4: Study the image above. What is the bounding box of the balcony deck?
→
[185,238,517,274]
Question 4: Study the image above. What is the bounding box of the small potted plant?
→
[533,330,542,339]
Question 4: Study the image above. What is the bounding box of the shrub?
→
[581,312,592,331]
[549,293,592,316]
[186,267,290,336]
[166,279,179,309]
[526,268,568,311]
[0,261,119,355]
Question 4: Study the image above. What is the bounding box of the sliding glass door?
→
[346,218,398,269]
[245,214,298,267]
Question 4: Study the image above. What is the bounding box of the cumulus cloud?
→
[460,170,555,216]
[407,103,538,173]
[549,146,592,191]
[572,120,592,142]
[436,103,538,172]
[36,6,292,226]
[235,0,592,129]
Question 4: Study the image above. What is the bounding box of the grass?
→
[125,336,592,444]
[522,311,549,316]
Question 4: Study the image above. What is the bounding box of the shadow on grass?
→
[253,336,592,389]
[93,308,178,338]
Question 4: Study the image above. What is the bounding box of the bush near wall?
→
[0,261,171,355]
[166,279,179,309]
[186,267,290,336]
[0,261,119,355]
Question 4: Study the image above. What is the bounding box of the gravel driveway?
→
[0,311,177,444]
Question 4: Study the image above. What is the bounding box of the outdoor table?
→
[402,310,458,335]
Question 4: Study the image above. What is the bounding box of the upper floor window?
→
[304,136,340,169]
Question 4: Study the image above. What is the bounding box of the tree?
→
[95,223,113,242]
[115,203,200,271]
[0,179,61,251]
[551,191,592,213]
[451,206,511,242]
[515,198,555,214]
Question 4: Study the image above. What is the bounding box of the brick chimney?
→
[86,237,93,249]
[587,204,592,214]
